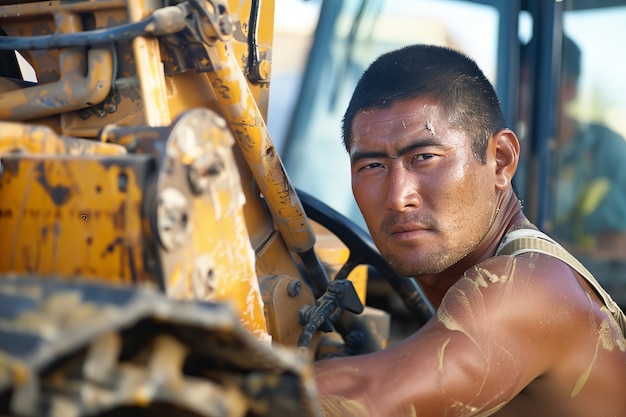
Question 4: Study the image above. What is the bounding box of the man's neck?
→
[415,190,527,307]
[557,114,579,147]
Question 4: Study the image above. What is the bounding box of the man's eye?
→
[411,153,435,162]
[359,162,385,171]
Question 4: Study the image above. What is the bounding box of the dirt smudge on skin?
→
[477,268,509,284]
[570,294,598,398]
[570,350,596,398]
[436,277,483,347]
[571,300,626,398]
[435,258,521,414]
[318,395,369,417]
[474,402,508,417]
[598,306,626,352]
[425,119,436,137]
[446,400,508,417]
[436,259,517,347]
[438,338,451,373]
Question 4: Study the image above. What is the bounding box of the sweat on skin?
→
[314,96,626,416]
[315,42,626,415]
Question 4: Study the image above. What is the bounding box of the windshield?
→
[269,0,626,308]
[550,3,626,304]
[269,0,501,230]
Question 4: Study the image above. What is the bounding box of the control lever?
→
[297,279,363,350]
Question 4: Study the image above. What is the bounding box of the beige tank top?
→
[496,228,626,337]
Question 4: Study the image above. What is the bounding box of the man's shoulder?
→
[444,248,576,313]
[450,235,590,318]
[584,123,626,153]
[470,247,580,294]
[492,227,626,331]
[586,122,624,139]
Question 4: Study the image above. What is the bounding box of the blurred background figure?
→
[552,36,626,254]
[269,1,626,314]
[550,35,626,304]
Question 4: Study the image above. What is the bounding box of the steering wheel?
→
[297,189,435,327]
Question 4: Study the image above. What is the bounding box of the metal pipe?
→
[0,47,113,120]
[203,41,330,296]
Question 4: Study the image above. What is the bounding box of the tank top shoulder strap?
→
[496,228,626,337]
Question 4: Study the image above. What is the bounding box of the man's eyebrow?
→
[350,139,439,163]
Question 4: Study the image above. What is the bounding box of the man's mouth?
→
[387,224,430,241]
[380,213,436,243]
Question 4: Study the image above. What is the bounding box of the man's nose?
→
[384,167,421,211]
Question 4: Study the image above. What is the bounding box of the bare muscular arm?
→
[314,254,588,416]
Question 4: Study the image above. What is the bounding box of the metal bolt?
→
[286,279,301,297]
[260,60,270,79]
[103,101,118,113]
[118,172,128,192]
[187,153,224,194]
[219,15,235,36]
[343,331,365,356]
[192,255,216,299]
[298,305,314,326]
[156,187,190,251]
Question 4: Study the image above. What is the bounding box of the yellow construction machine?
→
[0,1,433,416]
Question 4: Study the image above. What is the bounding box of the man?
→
[550,36,626,304]
[314,44,626,416]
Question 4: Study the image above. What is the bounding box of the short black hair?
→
[342,44,507,164]
[561,35,581,83]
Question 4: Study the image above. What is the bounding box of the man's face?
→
[349,97,499,277]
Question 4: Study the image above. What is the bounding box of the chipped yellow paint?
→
[0,157,146,285]
[0,351,31,387]
[0,122,126,156]
[206,192,268,340]
[134,386,152,408]
[203,41,317,255]
[9,360,30,386]
[166,262,188,297]
[156,109,269,340]
[127,1,171,127]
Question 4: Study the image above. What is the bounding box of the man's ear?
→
[492,129,520,190]
[560,78,578,104]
